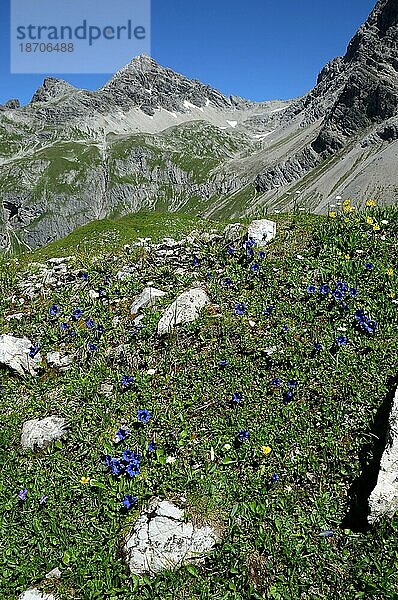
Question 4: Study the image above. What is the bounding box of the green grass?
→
[1,205,398,599]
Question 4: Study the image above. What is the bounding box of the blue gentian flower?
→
[49,305,60,317]
[287,380,298,389]
[60,322,69,331]
[29,345,39,358]
[224,278,233,287]
[314,342,323,352]
[219,359,229,367]
[126,462,140,478]
[336,282,348,292]
[87,343,97,352]
[192,256,199,267]
[258,251,266,260]
[336,335,348,346]
[365,263,374,271]
[72,308,83,320]
[122,450,140,463]
[39,495,48,505]
[271,378,281,387]
[18,489,28,501]
[85,318,95,329]
[137,409,151,424]
[307,285,316,294]
[245,238,256,248]
[226,245,235,256]
[235,303,246,315]
[148,441,158,452]
[349,288,358,298]
[251,263,260,273]
[271,473,279,483]
[110,459,124,476]
[104,455,113,468]
[282,325,289,333]
[121,375,135,387]
[81,272,88,281]
[232,392,243,405]
[319,285,331,295]
[333,290,343,301]
[116,428,131,442]
[283,390,294,404]
[122,494,137,510]
[237,429,249,442]
[264,306,275,315]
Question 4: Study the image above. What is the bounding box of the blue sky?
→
[1,0,375,105]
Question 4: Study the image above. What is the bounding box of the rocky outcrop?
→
[368,387,398,523]
[123,498,220,575]
[157,288,210,336]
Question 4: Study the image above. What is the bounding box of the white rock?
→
[46,351,73,371]
[21,416,67,450]
[88,289,100,300]
[19,589,56,600]
[123,498,220,575]
[0,334,41,376]
[45,567,61,579]
[157,288,210,336]
[369,388,398,523]
[130,287,166,315]
[247,219,277,247]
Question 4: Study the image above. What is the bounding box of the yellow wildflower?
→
[80,476,90,485]
[329,211,337,219]
[345,254,351,260]
[366,199,377,207]
[343,199,351,207]
[387,268,394,277]
[373,224,380,232]
[366,216,374,225]
[262,446,272,456]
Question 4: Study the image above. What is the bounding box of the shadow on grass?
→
[341,376,398,532]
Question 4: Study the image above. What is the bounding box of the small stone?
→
[46,351,73,371]
[130,287,166,315]
[247,219,277,247]
[368,387,398,523]
[45,567,61,579]
[157,288,210,336]
[88,289,100,299]
[0,334,41,376]
[21,416,67,450]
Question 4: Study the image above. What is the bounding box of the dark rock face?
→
[0,99,20,110]
[313,0,398,154]
[30,77,79,103]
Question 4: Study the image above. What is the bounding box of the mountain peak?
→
[30,77,78,104]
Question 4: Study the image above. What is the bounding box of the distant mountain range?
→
[0,0,397,250]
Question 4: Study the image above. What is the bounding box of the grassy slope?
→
[0,205,398,599]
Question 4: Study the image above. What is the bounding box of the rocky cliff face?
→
[0,0,397,250]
